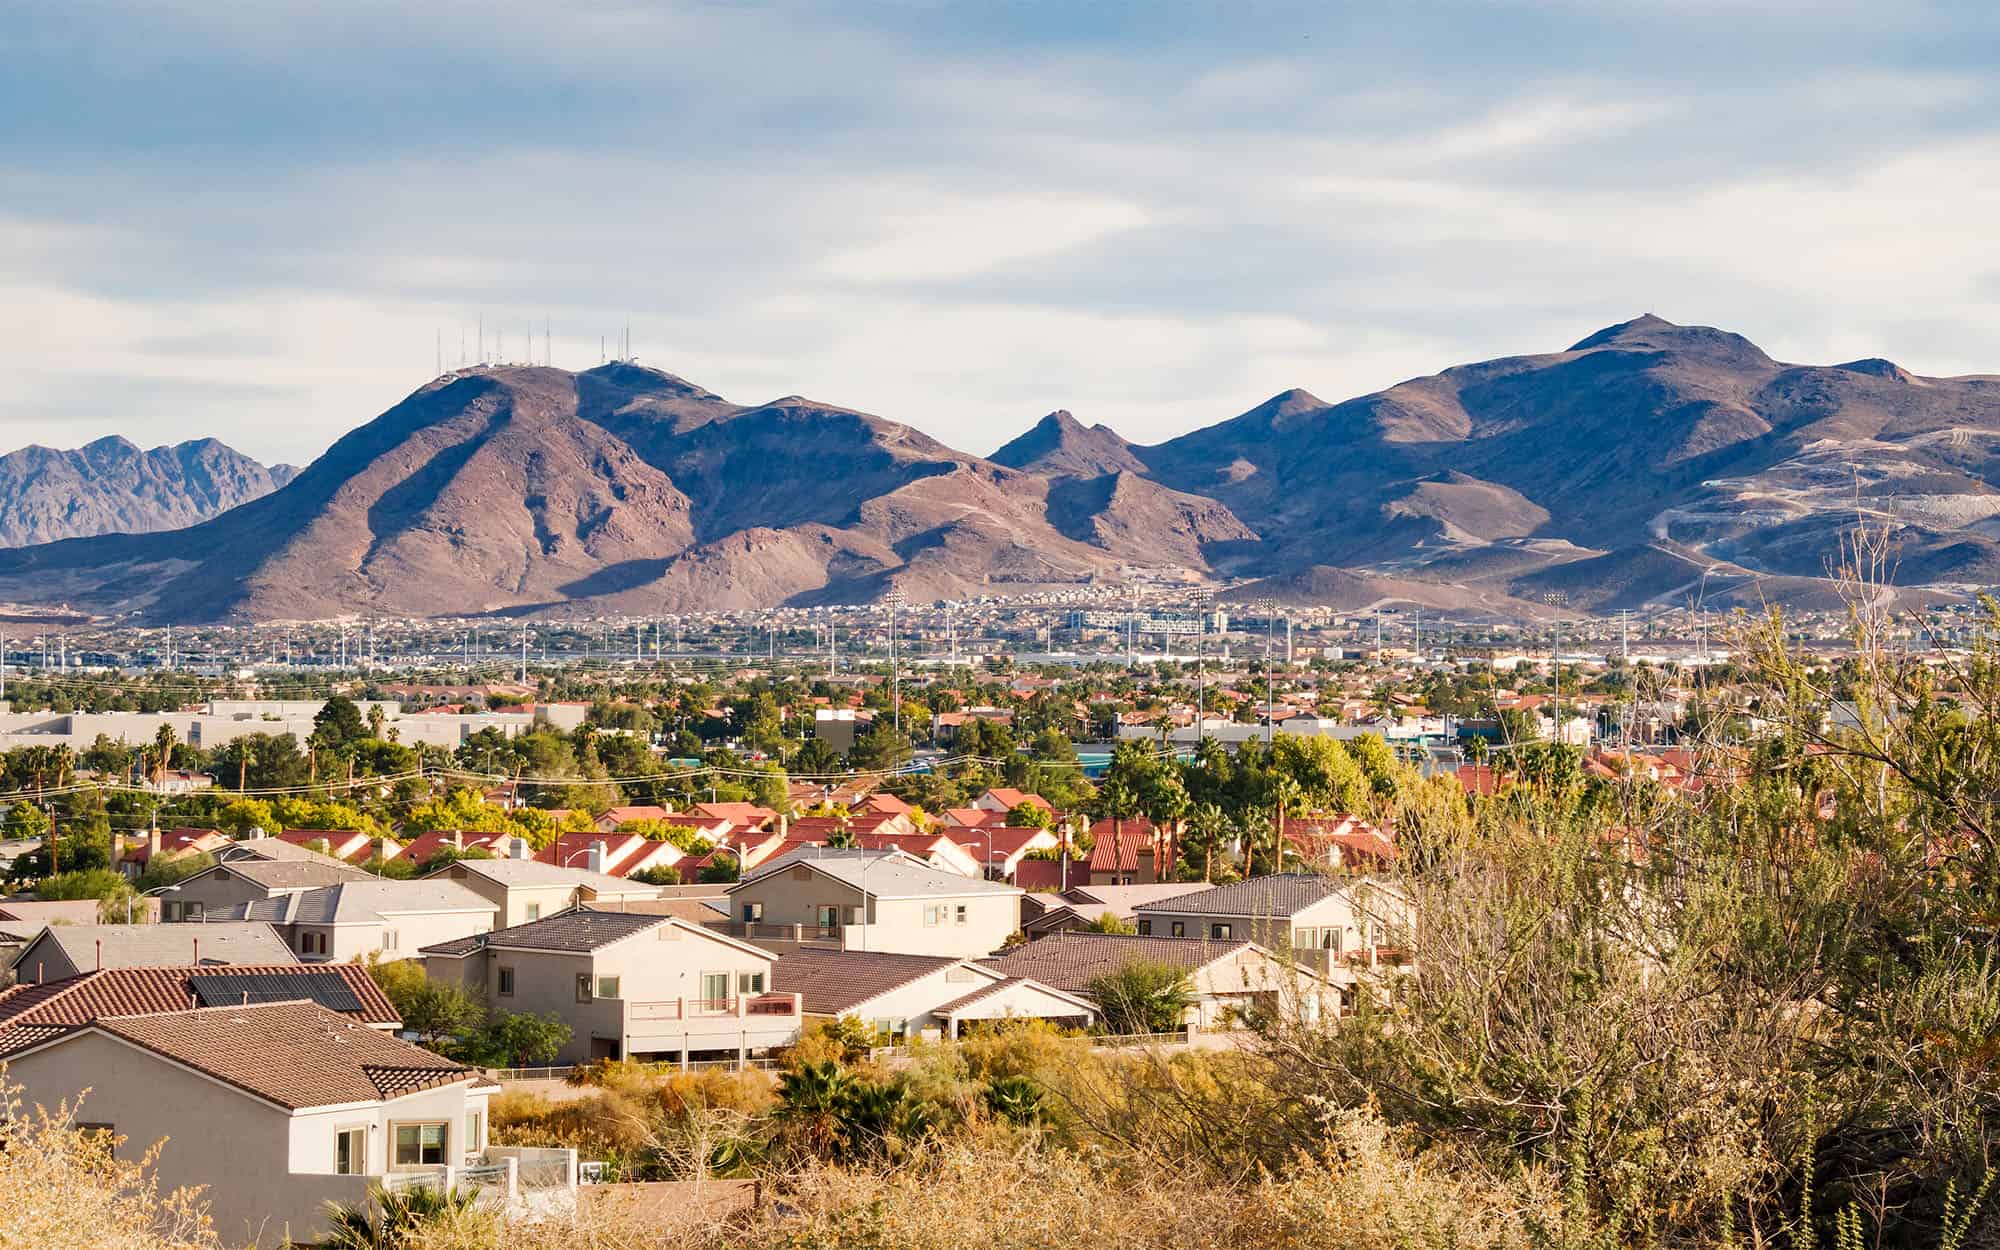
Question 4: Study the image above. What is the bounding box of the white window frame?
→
[595,974,621,1000]
[391,1121,449,1170]
[736,971,765,994]
[334,1125,368,1176]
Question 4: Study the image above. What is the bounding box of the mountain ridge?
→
[0,436,297,548]
[2,317,1996,621]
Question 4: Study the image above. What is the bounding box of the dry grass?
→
[0,1082,218,1250]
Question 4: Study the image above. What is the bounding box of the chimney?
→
[776,814,789,836]
[149,825,162,861]
[509,836,530,860]
[587,841,605,875]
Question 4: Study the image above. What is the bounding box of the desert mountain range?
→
[0,437,295,548]
[0,315,1995,623]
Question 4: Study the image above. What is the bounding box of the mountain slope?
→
[989,410,1148,479]
[0,366,1179,621]
[4,316,1999,622]
[1133,315,2000,606]
[0,436,293,546]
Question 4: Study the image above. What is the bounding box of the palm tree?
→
[152,724,178,788]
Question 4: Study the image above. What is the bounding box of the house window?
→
[870,1018,907,1042]
[464,1110,483,1155]
[393,1122,448,1168]
[335,1127,367,1175]
[742,902,763,923]
[1137,920,1152,936]
[381,928,399,952]
[595,975,621,1000]
[575,974,593,1003]
[1327,928,1344,955]
[525,903,542,922]
[954,904,967,926]
[497,967,515,997]
[843,905,860,926]
[161,901,180,921]
[1294,927,1315,950]
[737,971,766,994]
[701,972,730,1006]
[1211,923,1232,940]
[816,905,838,929]
[183,901,205,921]
[1170,922,1186,938]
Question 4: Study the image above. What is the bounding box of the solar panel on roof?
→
[187,971,364,1013]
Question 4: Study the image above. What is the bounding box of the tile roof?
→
[770,948,969,1015]
[427,857,658,893]
[420,907,669,956]
[982,932,1252,993]
[1063,883,1211,910]
[12,923,296,978]
[1131,873,1349,919]
[737,848,1020,900]
[1086,818,1160,872]
[80,1000,474,1109]
[0,963,398,1051]
[217,880,497,926]
[211,858,375,892]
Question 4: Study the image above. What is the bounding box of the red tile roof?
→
[1087,818,1159,872]
[0,963,399,1053]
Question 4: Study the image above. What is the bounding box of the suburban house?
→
[851,831,982,878]
[592,804,675,831]
[533,832,683,879]
[422,909,800,1064]
[787,812,918,842]
[110,826,232,878]
[208,879,499,962]
[161,850,375,921]
[686,800,780,830]
[1,999,572,1247]
[1280,815,1397,872]
[423,853,664,927]
[1086,816,1165,885]
[396,830,515,868]
[772,947,1095,1041]
[970,788,1053,817]
[1020,883,1204,940]
[725,848,1024,957]
[953,825,1062,881]
[0,963,402,1042]
[984,931,1337,1029]
[10,921,297,983]
[1130,874,1410,974]
[275,828,400,864]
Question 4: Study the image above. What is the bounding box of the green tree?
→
[1088,960,1192,1035]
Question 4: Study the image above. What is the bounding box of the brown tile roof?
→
[982,932,1251,994]
[0,963,398,1050]
[771,948,965,1015]
[81,1000,473,1110]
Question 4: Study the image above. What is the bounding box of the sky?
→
[3,0,1997,466]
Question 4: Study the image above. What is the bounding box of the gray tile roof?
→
[215,880,496,926]
[982,932,1252,993]
[737,848,1021,901]
[420,907,668,956]
[1130,873,1348,920]
[770,948,969,1015]
[13,923,295,976]
[217,858,373,892]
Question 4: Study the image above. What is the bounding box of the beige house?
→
[725,848,1023,958]
[160,853,375,921]
[423,908,801,1065]
[1131,874,1410,975]
[11,921,296,983]
[209,879,498,963]
[2,999,572,1248]
[985,931,1340,1030]
[772,947,1095,1042]
[424,853,664,927]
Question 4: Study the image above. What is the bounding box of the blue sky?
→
[4,0,1996,464]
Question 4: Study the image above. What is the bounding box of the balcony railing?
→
[625,992,802,1024]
